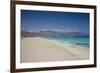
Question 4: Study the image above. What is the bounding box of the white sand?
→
[21,37,89,63]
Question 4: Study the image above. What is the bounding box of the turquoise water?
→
[47,36,89,48]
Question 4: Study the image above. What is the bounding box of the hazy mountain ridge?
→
[21,31,89,37]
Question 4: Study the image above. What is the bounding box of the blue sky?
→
[21,10,89,34]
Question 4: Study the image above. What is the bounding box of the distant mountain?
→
[21,31,39,37]
[21,31,89,37]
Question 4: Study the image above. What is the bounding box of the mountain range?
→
[21,31,89,37]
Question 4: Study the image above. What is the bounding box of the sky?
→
[21,10,89,34]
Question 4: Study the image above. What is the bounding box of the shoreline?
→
[21,37,89,63]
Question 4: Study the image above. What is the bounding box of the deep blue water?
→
[47,36,89,48]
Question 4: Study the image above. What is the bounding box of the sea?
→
[47,36,89,48]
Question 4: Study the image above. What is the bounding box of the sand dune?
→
[21,37,89,63]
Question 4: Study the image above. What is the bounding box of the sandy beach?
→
[21,37,89,63]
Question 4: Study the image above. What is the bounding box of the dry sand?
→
[21,37,89,63]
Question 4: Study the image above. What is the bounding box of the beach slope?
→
[21,37,89,63]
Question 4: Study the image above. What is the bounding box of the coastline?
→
[21,37,89,63]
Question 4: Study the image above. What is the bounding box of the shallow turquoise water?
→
[47,36,89,48]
